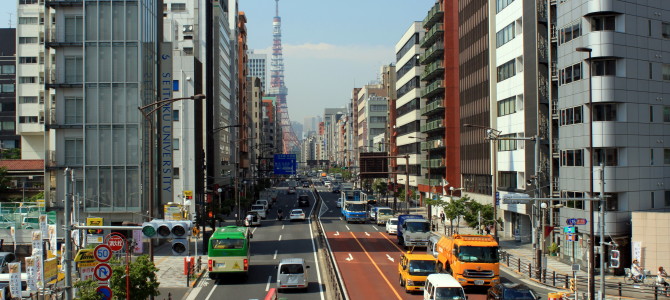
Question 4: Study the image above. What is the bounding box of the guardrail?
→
[312,188,347,300]
[500,250,669,299]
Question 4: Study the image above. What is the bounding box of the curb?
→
[189,269,207,288]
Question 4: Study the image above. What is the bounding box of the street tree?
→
[462,200,500,234]
[73,279,102,300]
[110,255,160,300]
[444,196,469,234]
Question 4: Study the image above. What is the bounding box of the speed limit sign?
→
[94,244,112,263]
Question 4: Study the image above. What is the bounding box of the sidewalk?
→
[154,239,206,299]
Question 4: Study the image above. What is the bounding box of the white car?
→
[255,199,270,210]
[386,218,398,235]
[251,205,267,219]
[324,181,332,188]
[289,209,306,221]
[336,197,343,208]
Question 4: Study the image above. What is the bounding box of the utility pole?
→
[405,155,409,214]
[599,164,605,299]
[64,168,73,300]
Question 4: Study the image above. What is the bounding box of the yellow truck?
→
[435,234,500,287]
[398,251,438,293]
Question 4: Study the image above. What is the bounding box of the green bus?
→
[207,226,252,280]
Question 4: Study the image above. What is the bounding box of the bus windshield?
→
[210,239,245,249]
[457,246,499,263]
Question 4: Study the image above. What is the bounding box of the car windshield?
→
[405,222,430,232]
[389,220,398,225]
[280,264,304,274]
[457,246,499,263]
[23,217,39,223]
[211,239,245,249]
[435,287,466,300]
[503,289,536,299]
[378,209,392,216]
[291,210,303,215]
[251,205,264,211]
[407,260,436,276]
[345,203,366,211]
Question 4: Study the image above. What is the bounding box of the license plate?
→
[418,287,424,291]
[217,263,226,268]
[474,280,485,285]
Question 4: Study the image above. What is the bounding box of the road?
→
[191,186,325,300]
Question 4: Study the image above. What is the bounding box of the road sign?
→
[94,244,112,263]
[566,234,578,242]
[574,218,587,225]
[564,226,576,234]
[93,263,112,281]
[108,236,125,252]
[96,286,113,300]
[566,218,576,225]
[273,154,297,175]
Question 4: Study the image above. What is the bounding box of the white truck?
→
[397,214,431,249]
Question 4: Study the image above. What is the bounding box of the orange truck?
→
[434,234,500,287]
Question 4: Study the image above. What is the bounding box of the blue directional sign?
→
[273,154,297,175]
[495,192,500,206]
[566,218,577,225]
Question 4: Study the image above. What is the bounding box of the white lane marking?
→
[282,224,285,230]
[364,232,370,237]
[386,254,395,262]
[334,231,339,236]
[339,217,343,221]
[205,283,217,300]
[278,235,282,241]
[273,250,278,260]
[345,225,351,231]
[371,225,379,231]
[265,276,272,291]
[345,253,354,261]
[252,227,258,234]
[308,189,325,300]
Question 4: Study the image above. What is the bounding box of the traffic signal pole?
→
[64,168,73,300]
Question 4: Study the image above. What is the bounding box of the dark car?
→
[298,194,310,207]
[331,185,341,193]
[302,181,310,188]
[487,283,538,300]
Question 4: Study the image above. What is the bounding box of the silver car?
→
[276,258,309,291]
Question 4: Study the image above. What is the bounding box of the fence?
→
[312,188,346,300]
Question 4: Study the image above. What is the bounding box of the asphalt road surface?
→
[192,187,325,300]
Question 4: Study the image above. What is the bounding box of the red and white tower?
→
[268,0,299,153]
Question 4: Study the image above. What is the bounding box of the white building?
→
[247,49,268,94]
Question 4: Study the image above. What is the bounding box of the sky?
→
[0,0,433,123]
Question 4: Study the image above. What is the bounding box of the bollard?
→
[565,274,569,288]
[618,282,622,296]
[552,271,556,286]
[518,258,522,272]
[654,285,658,300]
[529,263,532,278]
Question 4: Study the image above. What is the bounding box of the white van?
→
[424,274,467,300]
[276,258,309,292]
[250,205,267,219]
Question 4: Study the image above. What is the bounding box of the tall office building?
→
[247,49,268,93]
[0,28,19,151]
[395,22,425,189]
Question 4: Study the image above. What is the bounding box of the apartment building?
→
[247,49,268,93]
[395,22,425,190]
[356,84,388,168]
[0,28,19,152]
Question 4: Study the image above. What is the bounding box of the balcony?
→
[422,2,444,29]
[420,119,445,133]
[420,158,445,169]
[420,23,444,48]
[421,80,444,98]
[420,60,444,82]
[421,98,445,116]
[420,42,444,64]
[45,0,83,7]
[419,178,443,186]
[421,139,445,151]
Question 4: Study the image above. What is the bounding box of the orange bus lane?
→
[325,231,403,300]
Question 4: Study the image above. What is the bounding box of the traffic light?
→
[170,221,192,238]
[569,278,576,292]
[172,238,188,255]
[610,250,620,268]
[142,220,192,239]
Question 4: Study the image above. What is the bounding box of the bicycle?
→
[624,268,652,285]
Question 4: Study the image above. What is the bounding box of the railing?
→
[421,80,445,98]
[420,23,444,48]
[421,98,445,116]
[422,2,443,29]
[421,139,445,151]
[420,119,445,133]
[313,188,346,299]
[421,60,444,82]
[419,42,444,64]
[421,158,445,169]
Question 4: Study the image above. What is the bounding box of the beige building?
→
[631,211,670,271]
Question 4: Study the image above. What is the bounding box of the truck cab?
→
[435,234,500,287]
[397,215,431,248]
[398,251,438,293]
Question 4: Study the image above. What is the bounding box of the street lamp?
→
[576,46,596,300]
[138,93,205,262]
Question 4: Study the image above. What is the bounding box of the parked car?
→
[298,194,310,207]
[302,181,310,188]
[324,181,332,188]
[487,283,538,300]
[250,205,267,219]
[289,209,306,221]
[276,258,309,291]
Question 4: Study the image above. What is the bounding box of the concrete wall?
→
[631,211,670,271]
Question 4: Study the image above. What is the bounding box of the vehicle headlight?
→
[458,278,466,282]
[493,278,500,283]
[406,279,414,286]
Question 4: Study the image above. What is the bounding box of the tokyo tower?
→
[269,0,299,153]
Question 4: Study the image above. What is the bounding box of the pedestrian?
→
[657,266,669,296]
[440,211,445,224]
[485,225,491,235]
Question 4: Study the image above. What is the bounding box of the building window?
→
[496,22,515,48]
[563,191,585,209]
[64,97,83,124]
[560,106,583,125]
[183,47,193,55]
[65,57,83,83]
[173,110,179,121]
[591,15,615,31]
[663,64,670,81]
[498,134,517,151]
[561,149,584,166]
[665,149,670,164]
[651,149,655,165]
[395,33,419,61]
[19,0,37,4]
[0,84,14,93]
[593,148,618,166]
[18,17,38,24]
[592,59,616,76]
[664,106,670,122]
[19,96,37,104]
[650,106,654,122]
[19,77,36,84]
[497,96,516,117]
[559,62,582,85]
[64,16,84,42]
[496,0,514,13]
[173,168,180,179]
[665,190,670,207]
[173,80,179,91]
[1,65,15,74]
[19,57,37,64]
[662,22,669,39]
[652,192,655,208]
[18,37,38,44]
[64,138,84,165]
[593,103,617,121]
[498,171,517,191]
[559,22,582,44]
[173,139,179,150]
[171,3,186,11]
[497,59,516,82]
[19,116,38,123]
[0,122,15,131]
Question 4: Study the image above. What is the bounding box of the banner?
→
[48,224,57,256]
[25,256,38,292]
[132,230,144,254]
[39,215,48,238]
[35,252,43,289]
[32,231,42,255]
[8,262,21,298]
[10,226,15,253]
[45,258,58,283]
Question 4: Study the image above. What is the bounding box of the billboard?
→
[359,152,388,178]
[273,154,297,175]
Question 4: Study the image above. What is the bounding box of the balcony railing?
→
[422,2,444,29]
[421,59,444,82]
[419,178,443,186]
[421,80,445,98]
[420,119,445,133]
[421,98,445,116]
[420,42,444,64]
[420,23,444,48]
[420,139,445,151]
[420,158,445,169]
